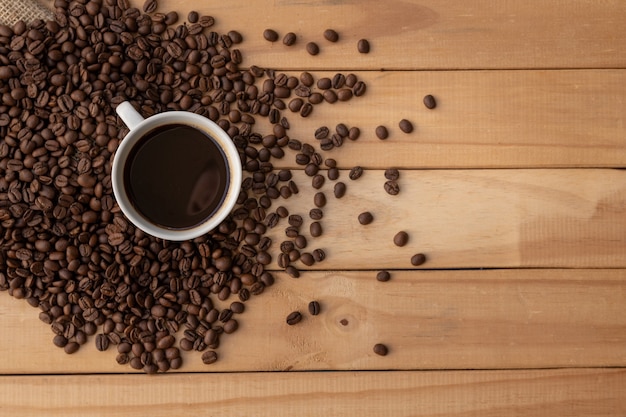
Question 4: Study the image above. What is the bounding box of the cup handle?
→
[116,101,145,130]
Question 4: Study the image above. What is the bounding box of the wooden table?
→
[1,0,625,415]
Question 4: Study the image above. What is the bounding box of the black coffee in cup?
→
[123,124,229,229]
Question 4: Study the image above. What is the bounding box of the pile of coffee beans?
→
[0,0,435,372]
[0,0,373,373]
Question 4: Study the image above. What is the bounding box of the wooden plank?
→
[1,269,625,373]
[258,70,626,169]
[110,0,626,70]
[262,169,626,269]
[0,369,625,416]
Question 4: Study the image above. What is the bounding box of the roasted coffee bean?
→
[312,174,325,189]
[358,212,374,225]
[375,125,389,140]
[188,11,199,22]
[393,231,409,247]
[201,350,218,364]
[353,81,367,97]
[64,342,80,355]
[286,311,302,325]
[285,266,300,278]
[384,180,400,195]
[283,32,297,46]
[142,0,158,13]
[323,29,339,42]
[305,302,320,317]
[306,42,319,55]
[411,253,427,266]
[288,215,303,228]
[399,119,413,133]
[315,126,329,139]
[95,334,110,351]
[384,169,400,181]
[328,167,340,181]
[310,222,322,237]
[349,166,363,180]
[300,252,315,266]
[376,271,391,282]
[333,182,346,198]
[373,343,388,356]
[263,29,279,42]
[313,192,326,208]
[299,71,314,86]
[309,208,323,220]
[312,249,325,262]
[423,94,437,109]
[357,38,370,53]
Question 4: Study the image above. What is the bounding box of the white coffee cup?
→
[112,101,242,241]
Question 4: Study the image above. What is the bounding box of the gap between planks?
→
[0,368,625,417]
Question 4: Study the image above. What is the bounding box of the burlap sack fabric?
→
[0,0,54,25]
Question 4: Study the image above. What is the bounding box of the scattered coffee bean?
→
[263,29,279,42]
[312,174,325,189]
[201,350,218,365]
[399,119,413,133]
[323,29,339,42]
[349,166,364,180]
[393,231,409,247]
[95,334,109,352]
[373,343,388,356]
[375,125,389,140]
[358,212,374,225]
[411,253,427,266]
[283,32,297,46]
[423,94,437,109]
[286,311,303,325]
[312,249,326,262]
[306,42,320,55]
[300,252,315,266]
[384,181,400,195]
[310,222,323,237]
[308,301,321,315]
[142,0,158,14]
[314,192,327,208]
[384,169,400,181]
[310,208,324,220]
[357,38,370,53]
[376,271,391,282]
[334,182,347,198]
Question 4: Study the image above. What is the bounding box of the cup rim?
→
[112,110,242,241]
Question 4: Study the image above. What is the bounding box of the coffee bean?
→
[308,301,321,315]
[357,38,370,53]
[384,169,400,181]
[188,10,199,23]
[393,231,409,247]
[283,32,297,46]
[142,0,157,13]
[328,168,339,181]
[315,126,330,139]
[349,166,363,180]
[286,311,302,325]
[333,182,346,198]
[313,192,326,208]
[384,181,400,195]
[201,350,218,364]
[312,174,325,189]
[285,266,300,278]
[358,212,374,225]
[423,94,437,109]
[300,252,315,266]
[375,125,389,140]
[309,208,323,220]
[64,342,80,354]
[317,78,331,90]
[312,249,325,262]
[95,334,110,351]
[300,72,314,86]
[376,271,391,282]
[310,222,322,237]
[399,119,413,133]
[373,343,388,356]
[263,29,279,42]
[323,29,339,42]
[306,42,320,56]
[411,253,427,266]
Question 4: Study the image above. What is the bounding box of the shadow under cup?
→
[112,111,241,241]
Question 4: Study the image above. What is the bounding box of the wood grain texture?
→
[1,369,625,417]
[1,269,625,373]
[261,169,626,269]
[111,0,626,70]
[240,70,626,169]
